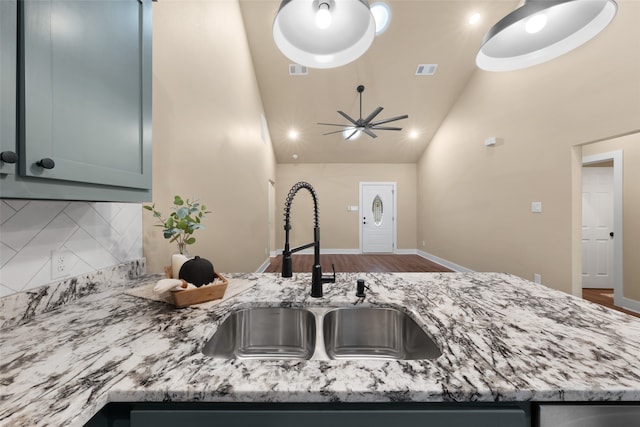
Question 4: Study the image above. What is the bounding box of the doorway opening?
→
[582,151,623,308]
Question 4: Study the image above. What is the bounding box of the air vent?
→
[289,64,308,76]
[416,64,438,76]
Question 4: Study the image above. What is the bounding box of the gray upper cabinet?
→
[1,0,18,176]
[1,0,152,202]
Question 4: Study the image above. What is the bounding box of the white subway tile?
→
[0,201,17,225]
[1,201,69,251]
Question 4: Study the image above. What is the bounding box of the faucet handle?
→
[322,263,336,283]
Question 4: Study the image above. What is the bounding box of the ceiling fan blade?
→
[338,111,359,126]
[318,122,352,127]
[370,126,403,131]
[370,114,409,126]
[363,106,384,124]
[362,128,378,138]
[322,129,350,136]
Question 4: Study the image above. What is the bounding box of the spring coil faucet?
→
[282,181,335,297]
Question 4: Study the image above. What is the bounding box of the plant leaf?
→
[174,195,184,206]
[185,237,196,245]
[176,207,189,219]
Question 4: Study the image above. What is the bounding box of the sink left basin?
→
[202,307,316,360]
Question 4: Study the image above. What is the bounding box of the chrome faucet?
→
[282,181,335,297]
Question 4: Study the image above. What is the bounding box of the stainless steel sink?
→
[202,306,441,361]
[322,307,442,360]
[202,307,316,360]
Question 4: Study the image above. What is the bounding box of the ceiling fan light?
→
[273,0,376,69]
[343,128,362,140]
[476,0,617,72]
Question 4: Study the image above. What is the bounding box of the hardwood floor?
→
[265,256,640,318]
[263,254,452,273]
[582,288,640,318]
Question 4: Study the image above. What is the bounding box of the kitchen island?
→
[2,271,640,426]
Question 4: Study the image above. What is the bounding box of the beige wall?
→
[417,1,640,295]
[275,164,417,251]
[144,0,276,274]
[582,132,640,302]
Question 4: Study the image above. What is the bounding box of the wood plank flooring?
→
[263,254,452,273]
[266,255,640,318]
[582,288,640,318]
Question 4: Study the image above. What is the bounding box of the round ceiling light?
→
[273,0,376,69]
[476,0,617,72]
[370,2,391,35]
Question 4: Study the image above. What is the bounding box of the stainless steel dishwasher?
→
[538,405,640,426]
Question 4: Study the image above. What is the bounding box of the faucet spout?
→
[281,182,335,297]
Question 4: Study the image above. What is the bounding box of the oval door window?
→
[372,195,383,226]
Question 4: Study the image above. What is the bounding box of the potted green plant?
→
[144,195,210,255]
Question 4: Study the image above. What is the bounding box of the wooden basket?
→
[164,266,228,308]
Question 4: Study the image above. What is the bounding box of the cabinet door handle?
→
[0,151,18,164]
[36,158,55,169]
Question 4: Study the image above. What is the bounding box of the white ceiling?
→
[239,0,519,164]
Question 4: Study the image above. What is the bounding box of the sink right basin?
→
[322,307,442,360]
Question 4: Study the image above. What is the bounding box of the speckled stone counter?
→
[2,272,640,426]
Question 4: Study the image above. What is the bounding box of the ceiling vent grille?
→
[289,64,308,76]
[416,64,438,76]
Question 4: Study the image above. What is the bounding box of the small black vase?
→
[179,256,217,287]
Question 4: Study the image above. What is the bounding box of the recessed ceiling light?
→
[409,130,419,139]
[288,129,298,140]
[469,12,481,25]
[292,154,299,160]
[370,2,391,35]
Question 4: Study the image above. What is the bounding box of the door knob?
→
[36,158,55,169]
[0,151,18,164]
[610,232,614,238]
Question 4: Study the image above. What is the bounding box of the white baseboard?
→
[416,250,474,273]
[255,258,271,273]
[621,297,640,315]
[395,249,417,255]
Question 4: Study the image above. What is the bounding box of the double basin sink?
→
[202,306,441,361]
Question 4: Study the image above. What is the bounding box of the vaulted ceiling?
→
[239,0,519,164]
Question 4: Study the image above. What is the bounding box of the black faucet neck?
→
[282,182,334,296]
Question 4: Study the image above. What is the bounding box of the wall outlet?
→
[531,202,543,213]
[534,273,542,284]
[422,240,426,247]
[51,249,72,279]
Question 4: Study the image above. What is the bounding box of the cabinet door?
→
[1,0,18,176]
[20,0,151,189]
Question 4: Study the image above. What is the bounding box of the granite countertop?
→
[2,272,640,426]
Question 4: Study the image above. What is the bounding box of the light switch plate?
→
[531,202,542,213]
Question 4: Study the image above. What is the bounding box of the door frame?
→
[359,182,397,254]
[582,150,623,306]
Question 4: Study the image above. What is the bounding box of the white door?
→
[582,167,614,288]
[360,183,395,253]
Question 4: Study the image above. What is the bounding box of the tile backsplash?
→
[0,200,143,297]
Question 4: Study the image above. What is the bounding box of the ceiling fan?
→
[318,85,408,140]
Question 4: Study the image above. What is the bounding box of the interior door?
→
[582,166,614,288]
[361,183,395,253]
